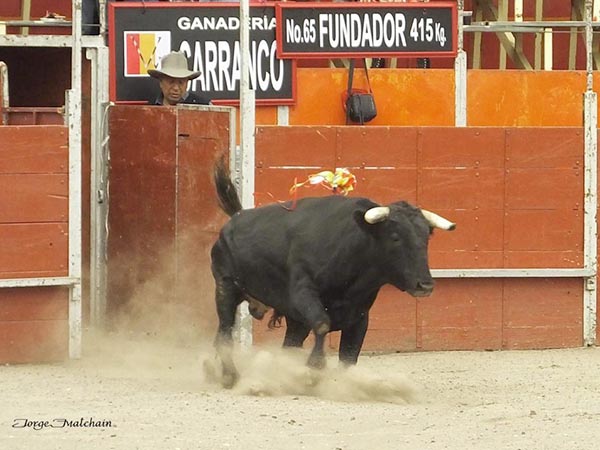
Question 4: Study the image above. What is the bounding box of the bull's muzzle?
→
[409,280,435,297]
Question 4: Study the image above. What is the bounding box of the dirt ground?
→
[1,331,599,450]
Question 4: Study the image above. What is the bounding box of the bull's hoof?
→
[222,370,239,389]
[202,359,218,384]
[307,353,326,370]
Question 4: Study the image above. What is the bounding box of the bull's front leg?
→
[339,312,369,365]
[307,332,327,369]
[289,270,330,369]
[213,278,243,388]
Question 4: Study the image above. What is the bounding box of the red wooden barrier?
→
[106,106,231,338]
[253,126,586,351]
[0,125,69,362]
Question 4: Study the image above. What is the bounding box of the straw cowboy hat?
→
[148,52,201,80]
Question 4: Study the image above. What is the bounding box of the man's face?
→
[158,75,188,105]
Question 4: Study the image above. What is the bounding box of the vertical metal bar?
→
[569,0,582,70]
[583,0,598,346]
[472,2,483,69]
[98,0,107,37]
[498,0,508,69]
[88,46,110,327]
[277,105,289,126]
[455,0,467,127]
[21,0,31,36]
[69,0,83,359]
[513,0,525,69]
[534,0,544,69]
[236,0,254,349]
[0,62,9,125]
[544,28,553,70]
[514,0,523,21]
[593,0,600,70]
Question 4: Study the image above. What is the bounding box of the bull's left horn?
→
[364,207,390,224]
[421,209,456,231]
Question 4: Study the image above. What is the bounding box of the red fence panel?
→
[254,125,586,351]
[0,125,69,363]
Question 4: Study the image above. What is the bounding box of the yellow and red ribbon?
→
[289,168,357,197]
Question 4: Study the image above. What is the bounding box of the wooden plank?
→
[174,112,230,336]
[418,279,503,351]
[419,127,506,168]
[505,209,582,251]
[177,108,231,141]
[0,173,68,223]
[430,209,504,253]
[429,208,504,268]
[0,320,68,363]
[0,287,68,321]
[505,128,583,168]
[505,168,582,210]
[107,107,178,316]
[107,106,178,269]
[353,168,417,205]
[0,126,68,174]
[433,250,504,269]
[176,126,227,234]
[256,126,337,168]
[504,250,582,268]
[418,168,504,210]
[106,106,233,328]
[502,278,583,349]
[0,223,68,276]
[337,127,418,168]
[254,167,335,207]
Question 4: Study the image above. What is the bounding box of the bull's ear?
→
[353,209,371,231]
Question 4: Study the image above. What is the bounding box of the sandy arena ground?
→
[1,332,599,450]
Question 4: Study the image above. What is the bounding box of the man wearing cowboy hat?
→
[148,51,210,106]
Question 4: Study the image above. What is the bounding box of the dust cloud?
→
[79,328,419,405]
[94,229,418,404]
[205,346,421,404]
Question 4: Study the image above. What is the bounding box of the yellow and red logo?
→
[124,31,171,77]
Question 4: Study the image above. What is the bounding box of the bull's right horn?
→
[421,209,456,231]
[364,207,390,224]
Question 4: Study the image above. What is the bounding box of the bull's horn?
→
[421,209,456,231]
[364,206,390,224]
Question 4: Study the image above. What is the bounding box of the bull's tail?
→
[214,156,243,217]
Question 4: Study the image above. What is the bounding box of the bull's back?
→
[213,196,377,309]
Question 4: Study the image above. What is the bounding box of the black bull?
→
[210,161,455,388]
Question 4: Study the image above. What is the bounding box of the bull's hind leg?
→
[214,278,243,388]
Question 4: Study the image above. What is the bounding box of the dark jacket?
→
[150,91,211,106]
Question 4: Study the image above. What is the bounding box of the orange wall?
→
[253,69,594,127]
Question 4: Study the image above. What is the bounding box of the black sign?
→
[108,3,295,105]
[275,3,456,58]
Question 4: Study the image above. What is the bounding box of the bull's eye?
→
[390,232,400,242]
